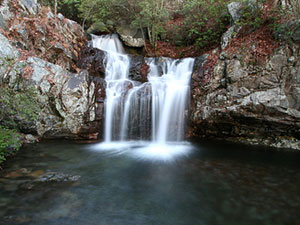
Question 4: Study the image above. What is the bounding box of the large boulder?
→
[117,25,145,48]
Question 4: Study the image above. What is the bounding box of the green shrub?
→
[182,0,231,49]
[235,0,264,33]
[0,86,41,131]
[0,126,21,163]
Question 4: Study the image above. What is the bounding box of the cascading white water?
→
[90,34,195,161]
[147,58,195,143]
[91,34,131,142]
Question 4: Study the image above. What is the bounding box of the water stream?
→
[91,34,194,159]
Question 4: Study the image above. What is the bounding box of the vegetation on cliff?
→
[38,0,300,58]
[0,85,42,164]
[0,125,21,164]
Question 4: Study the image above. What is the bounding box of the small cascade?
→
[91,34,195,158]
[91,34,131,142]
[147,58,195,143]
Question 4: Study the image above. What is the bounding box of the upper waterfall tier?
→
[91,34,126,54]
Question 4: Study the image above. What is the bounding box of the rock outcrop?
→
[191,40,300,150]
[190,1,300,150]
[0,0,105,140]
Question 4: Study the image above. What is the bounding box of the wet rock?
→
[191,55,208,84]
[129,55,147,82]
[140,63,150,82]
[87,21,108,34]
[78,47,106,77]
[23,134,39,144]
[79,46,147,82]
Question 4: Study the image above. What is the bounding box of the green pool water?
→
[0,141,299,225]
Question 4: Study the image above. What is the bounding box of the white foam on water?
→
[89,141,193,162]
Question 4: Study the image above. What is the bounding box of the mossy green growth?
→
[0,125,21,164]
[0,86,42,130]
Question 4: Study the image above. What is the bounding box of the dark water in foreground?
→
[0,141,300,225]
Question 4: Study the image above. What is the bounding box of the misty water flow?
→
[91,34,194,161]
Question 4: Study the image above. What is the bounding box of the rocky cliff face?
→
[0,0,105,140]
[190,23,300,149]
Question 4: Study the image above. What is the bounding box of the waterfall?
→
[91,34,194,147]
[147,58,195,143]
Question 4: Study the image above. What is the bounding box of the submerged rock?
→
[18,172,80,190]
[37,172,80,183]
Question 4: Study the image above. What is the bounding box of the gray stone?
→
[227,2,243,22]
[57,13,64,21]
[0,0,13,23]
[0,13,7,30]
[221,25,241,50]
[19,0,39,15]
[226,59,248,82]
[0,33,20,59]
[288,56,296,63]
[24,134,38,143]
[117,26,144,47]
[267,54,287,75]
[37,172,80,182]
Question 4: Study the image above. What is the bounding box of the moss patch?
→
[0,125,21,164]
[0,85,42,131]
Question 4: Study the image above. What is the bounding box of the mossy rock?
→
[0,86,42,134]
[0,125,21,164]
